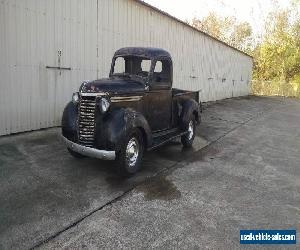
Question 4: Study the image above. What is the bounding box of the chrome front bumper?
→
[62,136,116,160]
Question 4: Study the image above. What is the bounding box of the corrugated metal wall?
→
[0,0,253,136]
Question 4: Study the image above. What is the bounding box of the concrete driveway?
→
[0,96,299,249]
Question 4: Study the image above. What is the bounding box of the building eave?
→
[135,0,253,59]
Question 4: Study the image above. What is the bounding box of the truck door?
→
[144,59,172,132]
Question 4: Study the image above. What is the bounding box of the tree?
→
[230,22,253,52]
[254,7,300,82]
[189,1,300,95]
[190,12,253,53]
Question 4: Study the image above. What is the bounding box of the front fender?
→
[61,101,78,141]
[95,108,152,151]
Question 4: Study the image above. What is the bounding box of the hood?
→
[80,78,145,95]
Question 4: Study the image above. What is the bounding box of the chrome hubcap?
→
[188,120,194,140]
[126,137,139,167]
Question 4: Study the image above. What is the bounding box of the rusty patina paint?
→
[62,47,200,158]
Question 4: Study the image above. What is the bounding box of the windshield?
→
[112,56,152,81]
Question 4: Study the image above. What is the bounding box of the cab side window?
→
[153,59,171,84]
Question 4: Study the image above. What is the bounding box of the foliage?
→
[252,80,300,98]
[254,9,300,82]
[253,2,300,96]
[190,1,300,97]
[190,13,253,53]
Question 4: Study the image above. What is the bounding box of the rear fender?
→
[179,99,200,128]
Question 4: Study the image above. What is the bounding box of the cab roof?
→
[114,47,171,59]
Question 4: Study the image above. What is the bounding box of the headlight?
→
[72,92,79,104]
[98,97,110,113]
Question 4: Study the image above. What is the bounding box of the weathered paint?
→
[62,59,201,153]
[0,0,253,136]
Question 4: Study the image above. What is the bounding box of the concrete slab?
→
[40,96,300,249]
[0,126,208,249]
[1,96,299,249]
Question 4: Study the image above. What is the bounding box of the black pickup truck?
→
[62,47,201,175]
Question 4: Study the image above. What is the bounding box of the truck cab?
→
[62,47,200,176]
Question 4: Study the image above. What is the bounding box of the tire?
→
[181,116,196,148]
[116,129,144,176]
[67,148,85,158]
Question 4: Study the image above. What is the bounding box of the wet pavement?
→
[0,96,299,249]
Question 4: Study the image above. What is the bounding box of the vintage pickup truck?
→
[62,47,201,175]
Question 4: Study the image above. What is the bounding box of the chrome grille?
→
[78,96,96,147]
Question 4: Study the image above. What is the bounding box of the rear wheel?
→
[181,117,196,148]
[116,129,144,176]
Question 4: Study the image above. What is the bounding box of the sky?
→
[143,0,291,36]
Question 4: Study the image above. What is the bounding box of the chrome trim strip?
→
[111,99,140,102]
[80,92,106,97]
[80,92,142,102]
[111,96,142,102]
[114,95,142,99]
[62,136,116,160]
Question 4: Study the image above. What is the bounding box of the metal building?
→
[0,0,253,136]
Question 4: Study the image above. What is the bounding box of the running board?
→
[147,130,188,151]
[152,127,179,138]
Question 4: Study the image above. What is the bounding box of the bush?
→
[251,80,300,98]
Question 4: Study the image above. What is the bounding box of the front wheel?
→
[116,129,144,176]
[181,117,196,148]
